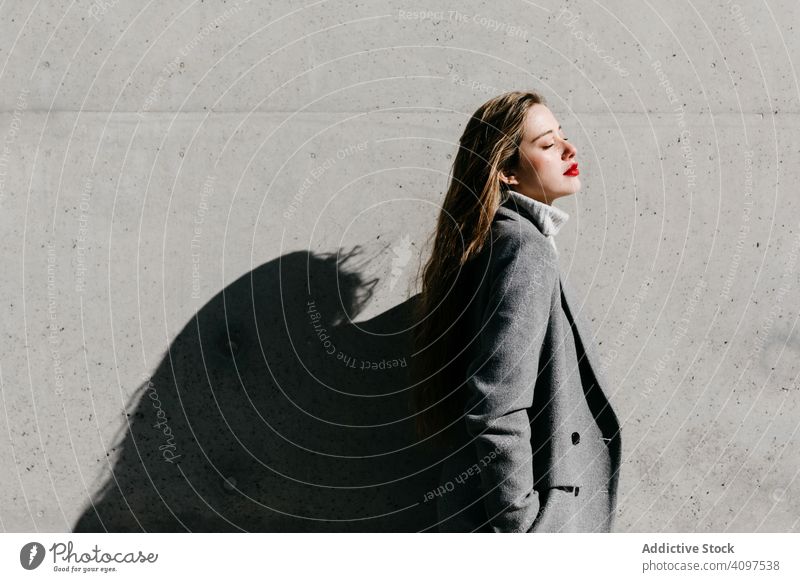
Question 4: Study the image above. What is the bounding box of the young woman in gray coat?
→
[412,90,622,533]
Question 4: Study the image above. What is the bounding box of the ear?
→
[498,169,519,186]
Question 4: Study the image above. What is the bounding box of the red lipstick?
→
[564,163,579,176]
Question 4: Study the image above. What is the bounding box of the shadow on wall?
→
[73,247,442,532]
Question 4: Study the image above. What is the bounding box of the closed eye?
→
[544,136,568,149]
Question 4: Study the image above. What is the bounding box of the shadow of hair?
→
[72,247,443,532]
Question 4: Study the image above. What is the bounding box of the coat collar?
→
[499,189,570,237]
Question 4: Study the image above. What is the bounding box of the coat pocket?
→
[527,486,580,533]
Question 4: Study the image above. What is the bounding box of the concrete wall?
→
[0,0,798,531]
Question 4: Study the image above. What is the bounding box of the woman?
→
[412,90,622,533]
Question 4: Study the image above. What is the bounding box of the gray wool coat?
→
[435,192,622,533]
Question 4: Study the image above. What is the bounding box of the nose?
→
[562,138,577,159]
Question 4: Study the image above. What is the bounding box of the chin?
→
[563,177,581,195]
[554,187,580,199]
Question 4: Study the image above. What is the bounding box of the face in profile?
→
[500,103,580,204]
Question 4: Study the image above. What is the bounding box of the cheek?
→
[526,153,552,176]
[520,149,542,169]
[520,150,557,179]
[537,153,562,176]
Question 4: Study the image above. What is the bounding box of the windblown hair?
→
[410,90,547,449]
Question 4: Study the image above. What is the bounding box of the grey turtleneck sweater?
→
[500,189,570,253]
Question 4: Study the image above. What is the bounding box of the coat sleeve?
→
[462,229,558,532]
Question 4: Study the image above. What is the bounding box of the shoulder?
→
[464,205,559,300]
[486,205,559,273]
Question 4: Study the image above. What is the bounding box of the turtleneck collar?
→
[500,188,570,238]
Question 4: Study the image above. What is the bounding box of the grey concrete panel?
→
[0,0,798,532]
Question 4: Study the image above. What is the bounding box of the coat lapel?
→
[557,273,606,385]
[557,273,622,435]
[558,273,623,525]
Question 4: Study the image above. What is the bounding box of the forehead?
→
[524,104,560,139]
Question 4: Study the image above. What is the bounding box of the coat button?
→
[571,431,580,445]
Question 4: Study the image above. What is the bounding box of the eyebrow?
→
[531,125,562,143]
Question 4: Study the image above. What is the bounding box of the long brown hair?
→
[410,90,546,449]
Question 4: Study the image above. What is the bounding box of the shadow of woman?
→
[73,247,443,532]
